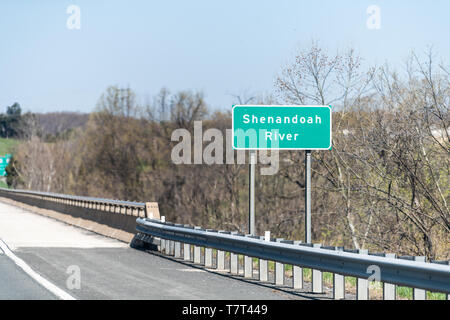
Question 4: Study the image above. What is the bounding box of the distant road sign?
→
[232,105,332,150]
[0,154,12,177]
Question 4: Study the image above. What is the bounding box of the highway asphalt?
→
[0,200,330,300]
[0,248,56,300]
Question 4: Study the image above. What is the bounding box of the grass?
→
[0,137,19,156]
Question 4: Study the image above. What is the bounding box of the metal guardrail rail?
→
[0,187,448,300]
[0,187,146,213]
[136,217,450,300]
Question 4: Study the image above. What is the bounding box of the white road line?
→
[0,239,76,300]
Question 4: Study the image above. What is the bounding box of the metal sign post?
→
[232,105,332,242]
[305,150,311,243]
[249,150,256,235]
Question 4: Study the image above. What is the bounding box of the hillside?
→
[0,137,19,156]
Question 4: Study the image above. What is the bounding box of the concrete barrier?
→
[0,189,155,243]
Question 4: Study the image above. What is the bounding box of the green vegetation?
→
[0,137,19,156]
[9,45,450,263]
[0,179,8,188]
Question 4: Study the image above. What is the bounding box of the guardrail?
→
[0,187,148,242]
[0,187,448,300]
[0,187,146,213]
[136,217,450,300]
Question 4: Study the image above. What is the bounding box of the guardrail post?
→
[357,249,369,300]
[333,246,345,300]
[168,239,174,256]
[160,238,166,253]
[183,242,191,261]
[165,241,172,255]
[159,216,166,253]
[193,227,203,264]
[205,229,216,268]
[259,232,270,282]
[163,239,169,254]
[230,232,239,275]
[230,252,238,275]
[174,241,181,258]
[312,243,323,293]
[164,227,172,255]
[382,253,397,300]
[275,238,285,286]
[244,256,252,278]
[165,239,170,254]
[217,250,225,270]
[413,256,426,300]
[244,235,253,279]
[205,247,213,268]
[217,231,228,271]
[293,241,303,289]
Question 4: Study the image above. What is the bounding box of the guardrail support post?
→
[230,232,239,275]
[244,235,253,278]
[357,249,369,300]
[275,238,285,286]
[312,243,323,293]
[292,241,303,289]
[413,256,426,300]
[165,240,171,255]
[230,252,238,275]
[217,231,228,271]
[183,243,191,261]
[174,241,181,258]
[194,246,201,264]
[244,255,253,278]
[205,247,213,268]
[205,230,217,268]
[193,227,202,264]
[217,250,225,270]
[259,232,270,282]
[259,258,268,282]
[383,253,396,300]
[160,239,166,253]
[333,247,345,299]
[293,266,303,289]
[275,261,284,286]
[159,217,166,253]
[164,236,172,255]
[333,273,345,299]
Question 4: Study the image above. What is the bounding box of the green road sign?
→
[232,105,332,150]
[0,154,12,177]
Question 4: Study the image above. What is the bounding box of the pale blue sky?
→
[0,0,449,113]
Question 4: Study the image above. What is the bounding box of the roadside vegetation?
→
[6,44,449,261]
[0,137,19,157]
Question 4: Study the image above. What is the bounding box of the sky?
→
[0,0,449,113]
